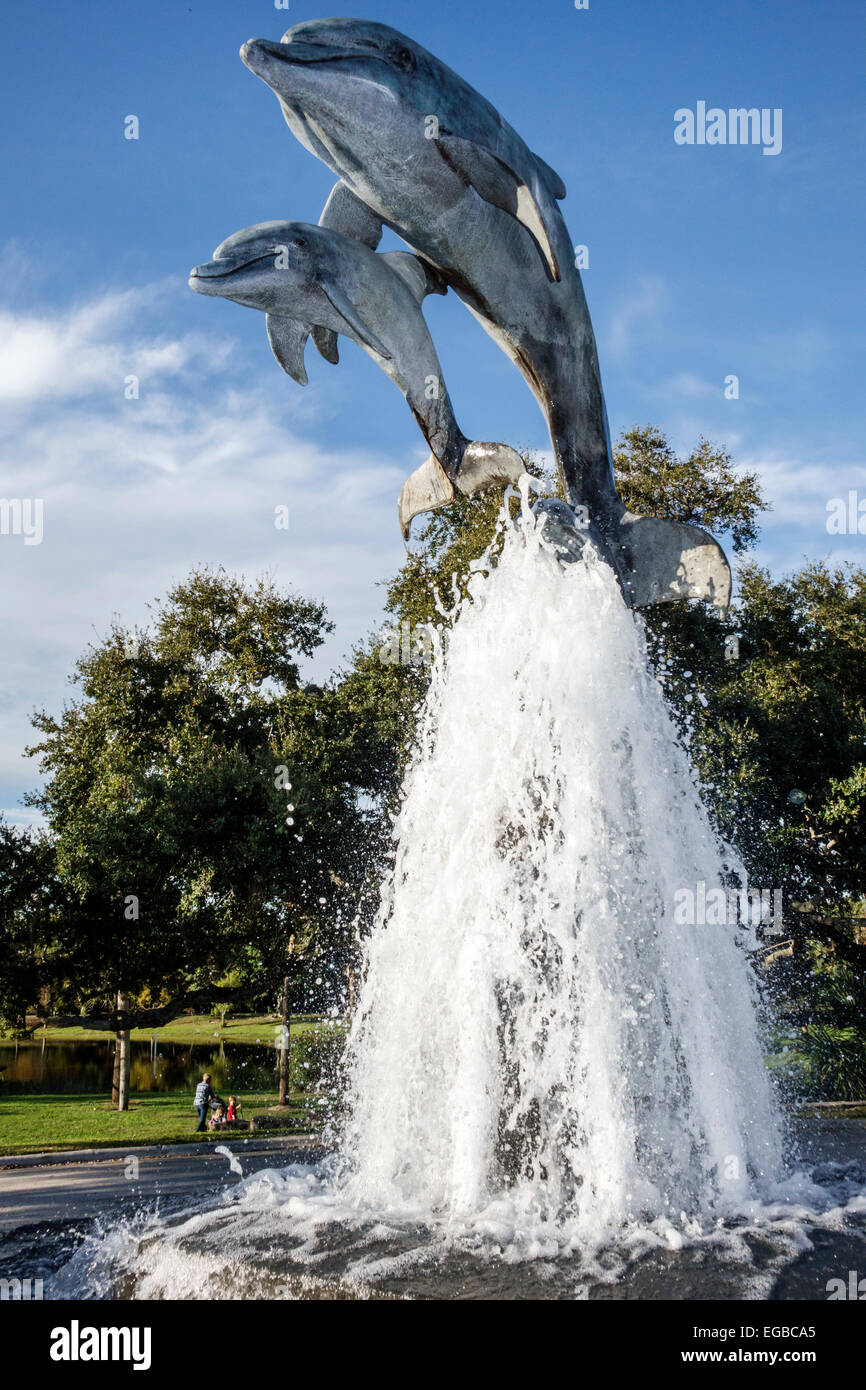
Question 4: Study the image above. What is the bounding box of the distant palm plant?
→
[776,946,866,1101]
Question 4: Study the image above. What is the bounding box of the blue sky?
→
[1,0,864,822]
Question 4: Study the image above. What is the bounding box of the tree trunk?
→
[278,974,290,1107]
[116,991,130,1112]
[111,1038,120,1107]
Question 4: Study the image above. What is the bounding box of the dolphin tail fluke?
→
[611,513,731,612]
[399,442,527,539]
[398,454,456,540]
[453,441,527,497]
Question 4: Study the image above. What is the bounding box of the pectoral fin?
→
[266,314,310,386]
[321,282,391,359]
[437,132,561,281]
[319,181,384,250]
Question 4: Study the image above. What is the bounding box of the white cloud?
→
[0,282,412,808]
[739,451,866,529]
[604,277,667,358]
[731,450,866,582]
[656,371,719,401]
[0,285,231,403]
[0,807,45,835]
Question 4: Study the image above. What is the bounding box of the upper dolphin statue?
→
[239,19,730,609]
[189,220,525,534]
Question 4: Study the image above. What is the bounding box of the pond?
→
[0,1039,283,1095]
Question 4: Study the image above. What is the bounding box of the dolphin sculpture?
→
[189,219,525,537]
[239,19,731,609]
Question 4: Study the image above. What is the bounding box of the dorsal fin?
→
[532,150,567,200]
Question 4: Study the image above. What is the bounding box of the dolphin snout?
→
[240,38,267,70]
[188,259,243,295]
[240,36,356,74]
[188,266,220,295]
[240,37,298,73]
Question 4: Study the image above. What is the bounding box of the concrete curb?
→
[0,1135,322,1171]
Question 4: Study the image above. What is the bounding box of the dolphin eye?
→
[395,46,415,71]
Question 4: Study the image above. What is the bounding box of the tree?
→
[614,424,766,554]
[0,821,65,1031]
[772,943,866,1101]
[13,568,374,1105]
[657,560,866,913]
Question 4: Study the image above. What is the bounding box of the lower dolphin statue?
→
[239,19,731,611]
[189,220,525,537]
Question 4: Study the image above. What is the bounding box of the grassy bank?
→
[22,1013,337,1045]
[0,1089,327,1155]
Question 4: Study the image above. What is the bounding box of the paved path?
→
[0,1138,325,1235]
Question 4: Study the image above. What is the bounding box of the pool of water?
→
[0,1040,281,1095]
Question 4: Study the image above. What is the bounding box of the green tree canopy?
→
[11,567,375,1030]
[614,424,767,553]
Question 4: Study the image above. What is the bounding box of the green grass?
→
[0,1090,327,1156]
[24,1013,338,1045]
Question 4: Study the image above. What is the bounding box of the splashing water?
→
[48,504,866,1299]
[337,504,782,1243]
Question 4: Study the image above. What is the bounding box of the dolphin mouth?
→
[189,252,276,280]
[190,259,244,280]
[241,38,371,73]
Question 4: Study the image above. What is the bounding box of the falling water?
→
[337,502,782,1245]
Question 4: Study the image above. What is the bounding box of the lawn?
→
[26,1013,335,1045]
[0,1089,328,1156]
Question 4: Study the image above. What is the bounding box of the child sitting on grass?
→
[209,1103,227,1129]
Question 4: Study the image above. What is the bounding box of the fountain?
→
[44,20,866,1301]
[49,513,866,1301]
